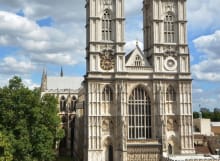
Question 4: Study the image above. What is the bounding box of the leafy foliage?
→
[0,76,64,161]
[193,111,220,121]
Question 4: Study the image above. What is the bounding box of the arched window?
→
[166,85,176,101]
[102,86,113,102]
[60,96,66,112]
[102,10,112,41]
[61,115,67,124]
[70,96,77,112]
[128,87,151,139]
[134,55,142,66]
[164,13,175,43]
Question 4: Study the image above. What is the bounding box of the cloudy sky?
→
[0,0,220,111]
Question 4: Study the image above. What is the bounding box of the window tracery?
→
[164,13,175,43]
[102,85,113,102]
[166,85,176,101]
[102,10,112,41]
[70,96,77,112]
[128,87,151,139]
[134,55,142,66]
[60,96,66,112]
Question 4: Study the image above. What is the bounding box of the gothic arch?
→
[102,137,114,161]
[102,9,113,41]
[128,85,152,139]
[60,95,67,112]
[167,135,178,155]
[163,11,176,43]
[102,85,113,102]
[70,95,77,112]
[166,85,176,102]
[128,84,152,100]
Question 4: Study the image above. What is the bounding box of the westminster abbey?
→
[41,0,208,161]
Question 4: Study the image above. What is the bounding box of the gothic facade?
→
[83,0,194,161]
[41,69,83,156]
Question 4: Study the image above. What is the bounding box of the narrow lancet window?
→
[164,13,175,43]
[134,55,142,66]
[166,85,176,102]
[102,10,112,41]
[102,85,113,102]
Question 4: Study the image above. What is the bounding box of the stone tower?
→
[84,0,126,161]
[143,0,195,156]
[85,0,125,73]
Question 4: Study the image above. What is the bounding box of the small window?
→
[70,96,77,112]
[102,86,113,102]
[134,55,142,66]
[60,96,66,112]
[61,115,67,123]
[102,10,112,41]
[166,85,176,101]
[164,13,175,43]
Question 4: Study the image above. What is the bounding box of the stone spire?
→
[60,66,63,77]
[40,67,47,92]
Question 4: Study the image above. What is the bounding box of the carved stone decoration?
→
[103,0,112,6]
[163,46,177,57]
[163,0,176,13]
[100,49,115,70]
[102,118,113,132]
[167,117,178,131]
[102,119,109,131]
[164,56,177,71]
[127,147,161,161]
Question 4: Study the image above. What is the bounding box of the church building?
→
[83,0,194,160]
[41,0,220,160]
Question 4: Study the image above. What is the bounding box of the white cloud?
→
[23,78,39,89]
[192,30,220,81]
[187,0,220,32]
[192,81,220,111]
[193,30,220,58]
[125,0,142,16]
[193,88,203,94]
[125,40,143,53]
[0,56,35,75]
[0,11,84,67]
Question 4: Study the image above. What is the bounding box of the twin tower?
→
[83,0,194,160]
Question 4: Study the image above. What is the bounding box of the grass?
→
[55,156,73,161]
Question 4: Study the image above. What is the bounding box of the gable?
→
[125,46,150,67]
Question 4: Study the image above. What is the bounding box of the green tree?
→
[0,76,64,161]
[0,132,13,161]
[193,112,200,119]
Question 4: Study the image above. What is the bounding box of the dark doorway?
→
[108,145,113,161]
[168,144,173,155]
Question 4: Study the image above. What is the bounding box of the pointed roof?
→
[40,67,47,92]
[42,67,47,78]
[60,66,63,77]
[125,44,150,67]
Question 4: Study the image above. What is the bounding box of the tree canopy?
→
[0,76,64,161]
[193,110,220,121]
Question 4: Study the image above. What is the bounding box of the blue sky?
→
[0,0,220,111]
